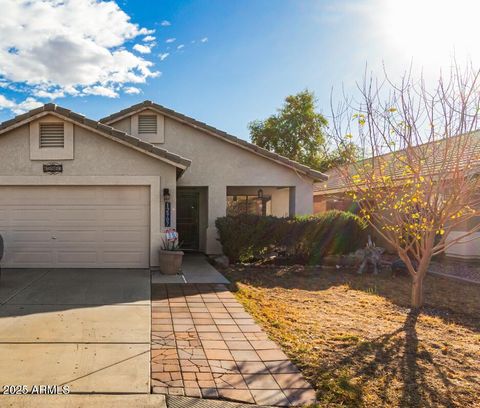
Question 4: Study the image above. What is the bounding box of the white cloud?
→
[159,53,170,61]
[177,44,185,50]
[143,35,156,42]
[0,96,43,115]
[83,85,119,98]
[166,38,176,43]
[160,20,171,26]
[34,88,66,99]
[200,37,208,43]
[0,94,44,114]
[133,43,152,54]
[12,97,44,114]
[124,86,141,94]
[0,94,15,109]
[0,0,159,111]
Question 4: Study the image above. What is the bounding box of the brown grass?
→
[222,265,480,408]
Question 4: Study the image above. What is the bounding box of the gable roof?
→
[0,104,192,175]
[315,131,480,195]
[100,100,327,181]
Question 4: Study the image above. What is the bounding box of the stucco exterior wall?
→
[111,115,315,254]
[0,119,178,266]
[271,188,291,217]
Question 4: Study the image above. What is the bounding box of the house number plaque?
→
[165,202,171,227]
[43,163,63,174]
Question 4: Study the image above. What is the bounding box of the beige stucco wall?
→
[271,188,291,217]
[111,114,315,254]
[0,118,178,266]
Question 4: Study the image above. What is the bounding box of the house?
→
[313,134,480,260]
[0,101,326,269]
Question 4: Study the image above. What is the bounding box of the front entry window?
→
[226,195,272,216]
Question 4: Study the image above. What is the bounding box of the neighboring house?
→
[314,134,480,260]
[0,101,326,269]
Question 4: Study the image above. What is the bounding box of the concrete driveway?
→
[0,268,151,394]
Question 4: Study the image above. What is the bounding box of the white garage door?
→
[0,186,150,268]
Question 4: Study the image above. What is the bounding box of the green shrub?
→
[215,210,367,264]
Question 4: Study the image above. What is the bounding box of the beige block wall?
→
[445,231,480,260]
[111,114,315,254]
[0,120,178,266]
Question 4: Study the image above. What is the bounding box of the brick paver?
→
[151,283,316,406]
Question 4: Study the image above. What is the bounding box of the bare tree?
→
[330,63,480,308]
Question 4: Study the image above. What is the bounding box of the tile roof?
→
[0,103,192,172]
[314,131,480,195]
[100,100,328,181]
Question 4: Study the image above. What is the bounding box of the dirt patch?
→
[222,266,480,408]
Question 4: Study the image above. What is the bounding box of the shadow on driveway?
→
[0,268,151,393]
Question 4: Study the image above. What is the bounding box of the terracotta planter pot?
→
[158,250,184,275]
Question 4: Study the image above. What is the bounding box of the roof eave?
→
[0,104,192,171]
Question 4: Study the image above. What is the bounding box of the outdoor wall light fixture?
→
[257,189,263,199]
[163,188,171,202]
[233,195,237,202]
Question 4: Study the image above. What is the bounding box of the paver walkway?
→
[151,283,316,406]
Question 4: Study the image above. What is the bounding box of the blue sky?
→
[0,0,478,140]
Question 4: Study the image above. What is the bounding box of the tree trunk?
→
[411,275,424,308]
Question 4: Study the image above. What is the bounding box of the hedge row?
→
[215,210,367,264]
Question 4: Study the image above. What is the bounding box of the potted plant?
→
[158,229,184,275]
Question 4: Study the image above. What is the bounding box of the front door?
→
[176,190,200,251]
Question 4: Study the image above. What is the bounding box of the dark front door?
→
[177,190,200,250]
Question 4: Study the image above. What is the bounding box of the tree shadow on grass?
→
[313,310,456,407]
[224,265,480,333]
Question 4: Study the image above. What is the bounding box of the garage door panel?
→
[0,187,53,205]
[100,187,150,205]
[53,189,99,205]
[0,186,150,268]
[10,250,54,265]
[10,208,54,227]
[102,208,149,225]
[0,209,7,226]
[55,208,98,224]
[54,230,98,243]
[8,230,54,243]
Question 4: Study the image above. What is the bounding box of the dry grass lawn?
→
[222,265,480,408]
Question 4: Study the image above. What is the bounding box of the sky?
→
[0,0,479,141]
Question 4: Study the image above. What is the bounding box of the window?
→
[138,115,157,134]
[39,123,65,148]
[227,195,272,216]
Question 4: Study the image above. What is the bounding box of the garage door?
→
[0,186,150,268]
